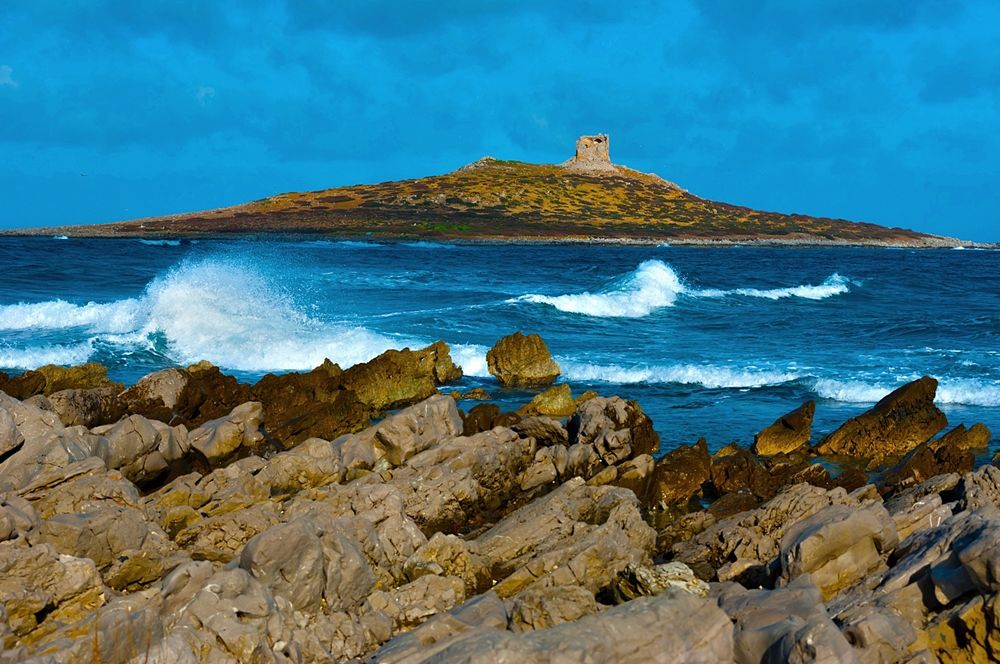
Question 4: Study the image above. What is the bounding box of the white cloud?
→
[0,65,17,88]
[196,85,216,105]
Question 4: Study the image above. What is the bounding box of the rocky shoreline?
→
[1,333,998,662]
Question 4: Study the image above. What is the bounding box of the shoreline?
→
[0,340,997,661]
[1,229,988,249]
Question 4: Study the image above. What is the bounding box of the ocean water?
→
[1,236,998,455]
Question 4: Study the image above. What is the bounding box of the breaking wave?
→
[513,260,854,317]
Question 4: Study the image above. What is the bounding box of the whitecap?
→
[451,344,491,377]
[559,360,801,388]
[0,299,143,333]
[515,260,685,318]
[138,239,181,247]
[811,376,1000,407]
[513,260,855,318]
[0,341,94,369]
[52,235,69,240]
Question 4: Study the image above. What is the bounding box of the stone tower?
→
[574,134,610,164]
[563,134,617,173]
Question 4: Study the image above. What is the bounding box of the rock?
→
[511,416,569,447]
[509,584,598,632]
[673,483,864,586]
[39,504,172,571]
[0,370,46,400]
[340,341,463,410]
[122,363,253,428]
[0,402,24,458]
[0,541,107,643]
[0,420,108,494]
[403,590,735,663]
[613,453,655,498]
[568,396,659,464]
[517,384,575,417]
[835,603,920,664]
[476,479,655,599]
[451,387,491,400]
[462,403,520,436]
[612,562,709,602]
[930,422,991,452]
[94,413,189,483]
[159,564,298,663]
[880,506,1000,608]
[716,575,860,664]
[879,436,975,497]
[926,592,1000,662]
[252,360,370,447]
[707,488,760,518]
[404,532,484,592]
[753,400,814,456]
[961,464,1000,511]
[710,447,780,501]
[365,592,508,663]
[486,332,560,387]
[256,436,344,496]
[816,376,948,467]
[778,501,899,600]
[35,362,121,394]
[240,518,326,613]
[174,501,281,562]
[371,394,463,466]
[188,401,265,464]
[47,386,124,427]
[365,574,466,631]
[648,438,711,507]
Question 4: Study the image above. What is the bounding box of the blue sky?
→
[1,1,997,240]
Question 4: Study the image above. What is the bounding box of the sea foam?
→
[515,260,854,318]
[559,360,801,388]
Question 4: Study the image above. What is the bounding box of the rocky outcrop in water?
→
[0,361,997,662]
[486,332,561,387]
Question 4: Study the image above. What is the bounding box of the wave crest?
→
[514,260,854,318]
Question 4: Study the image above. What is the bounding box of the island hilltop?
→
[17,135,958,245]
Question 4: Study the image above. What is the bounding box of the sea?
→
[1,236,997,456]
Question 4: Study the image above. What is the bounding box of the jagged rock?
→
[568,396,659,465]
[931,422,991,452]
[174,501,281,562]
[517,384,575,417]
[926,592,1000,662]
[0,496,38,544]
[612,562,709,602]
[256,436,344,496]
[835,603,920,663]
[461,403,520,436]
[778,501,898,600]
[364,592,508,663]
[121,362,253,428]
[715,575,860,664]
[753,400,814,457]
[816,376,948,467]
[251,360,370,447]
[511,416,569,447]
[476,479,655,599]
[879,435,975,497]
[240,518,327,613]
[365,574,466,631]
[188,401,265,464]
[0,362,120,399]
[404,532,485,592]
[159,564,299,663]
[0,541,107,644]
[371,394,463,466]
[508,584,598,632]
[397,590,734,663]
[648,437,710,506]
[961,464,1000,510]
[710,447,780,501]
[39,503,173,571]
[707,488,760,518]
[0,402,24,458]
[340,341,462,411]
[673,483,865,586]
[486,332,560,387]
[94,413,189,483]
[46,386,124,427]
[613,453,654,498]
[0,415,108,493]
[880,506,1000,608]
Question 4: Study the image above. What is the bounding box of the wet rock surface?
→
[0,363,998,662]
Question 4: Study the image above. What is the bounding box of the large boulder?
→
[47,386,124,427]
[486,332,560,387]
[568,396,659,464]
[647,438,711,507]
[252,360,370,447]
[752,400,814,457]
[188,401,265,464]
[0,362,121,399]
[339,341,463,411]
[121,362,252,428]
[816,376,947,467]
[778,501,899,600]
